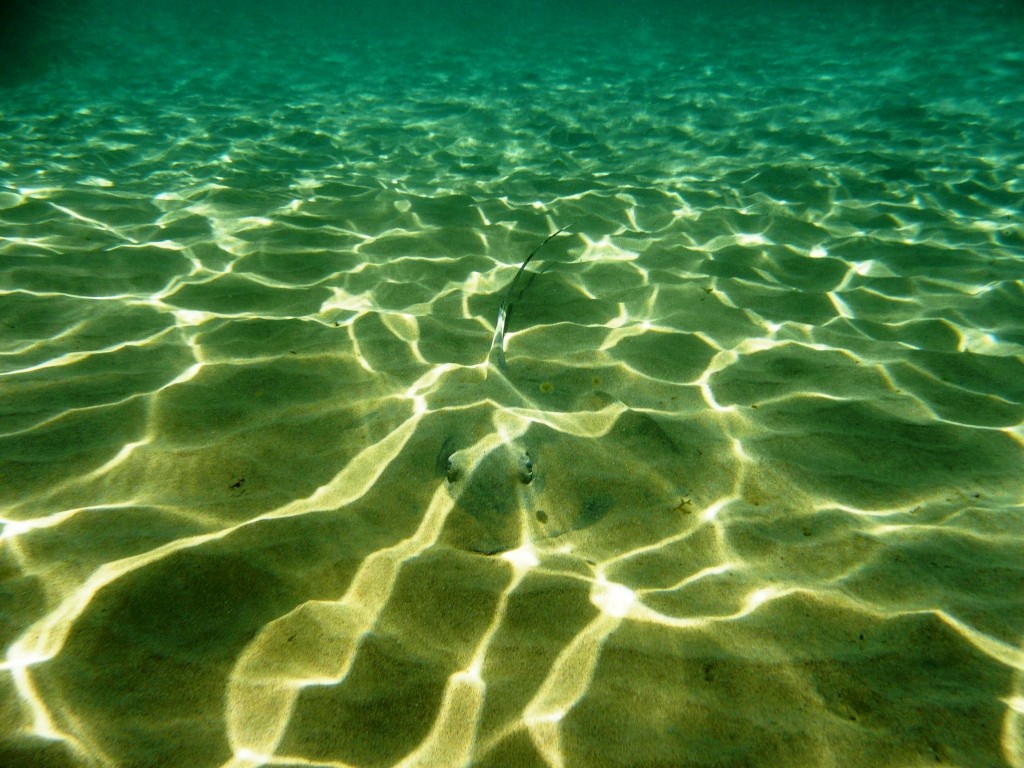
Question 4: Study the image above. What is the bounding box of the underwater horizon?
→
[2,1,1024,766]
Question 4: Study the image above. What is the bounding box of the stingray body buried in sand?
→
[427,223,730,557]
[437,223,606,555]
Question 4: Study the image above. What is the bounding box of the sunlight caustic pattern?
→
[3,6,1024,766]
[2,176,1022,765]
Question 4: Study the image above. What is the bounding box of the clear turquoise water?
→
[2,2,1023,767]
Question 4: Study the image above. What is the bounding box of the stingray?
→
[425,224,731,557]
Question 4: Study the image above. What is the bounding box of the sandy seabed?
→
[2,2,1024,766]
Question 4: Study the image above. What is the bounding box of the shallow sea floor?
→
[2,1,1024,766]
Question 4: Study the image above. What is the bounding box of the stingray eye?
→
[445,455,463,484]
[517,451,534,485]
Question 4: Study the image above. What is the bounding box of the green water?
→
[2,1,1023,766]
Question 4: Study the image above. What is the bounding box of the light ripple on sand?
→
[1,4,1023,767]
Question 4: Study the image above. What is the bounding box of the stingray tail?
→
[486,223,573,374]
